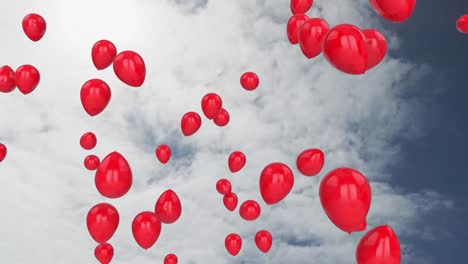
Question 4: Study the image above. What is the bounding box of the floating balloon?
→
[296,148,324,176]
[80,132,97,150]
[239,200,261,221]
[201,93,223,119]
[228,151,246,173]
[80,79,111,116]
[255,230,273,253]
[181,112,202,136]
[155,189,182,224]
[86,203,119,244]
[223,192,238,211]
[456,14,468,33]
[113,51,146,87]
[259,162,294,205]
[323,24,368,74]
[95,152,133,198]
[22,13,46,41]
[0,66,16,93]
[213,108,230,127]
[132,211,162,250]
[319,167,372,233]
[287,14,309,44]
[94,243,114,264]
[92,40,117,70]
[216,178,232,195]
[156,144,171,164]
[369,0,416,22]
[299,18,330,59]
[0,143,6,162]
[84,155,100,171]
[240,72,259,91]
[356,225,401,264]
[291,0,313,14]
[15,65,40,94]
[362,29,387,70]
[164,254,178,264]
[225,233,242,256]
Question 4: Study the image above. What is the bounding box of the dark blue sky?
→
[382,1,467,262]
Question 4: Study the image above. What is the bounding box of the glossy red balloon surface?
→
[290,0,313,14]
[216,178,232,195]
[296,148,325,176]
[164,253,178,264]
[299,18,330,59]
[225,233,242,256]
[369,0,416,22]
[287,14,309,44]
[356,225,401,264]
[228,151,246,173]
[113,50,146,87]
[156,144,171,164]
[223,192,238,211]
[259,162,294,205]
[0,66,16,93]
[92,40,117,70]
[201,93,223,119]
[15,65,40,94]
[80,79,111,116]
[213,108,230,127]
[22,13,46,41]
[0,143,6,162]
[132,211,162,250]
[239,200,261,221]
[363,29,387,70]
[319,167,372,233]
[86,203,119,244]
[255,230,273,253]
[84,155,100,171]
[94,243,114,264]
[95,151,133,198]
[456,15,468,33]
[80,132,97,150]
[240,72,259,91]
[323,24,368,74]
[155,189,182,224]
[181,112,202,136]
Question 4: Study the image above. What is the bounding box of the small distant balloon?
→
[22,13,46,41]
[216,178,232,195]
[86,203,120,244]
[92,40,117,70]
[255,230,273,253]
[287,14,309,44]
[240,72,259,91]
[132,211,162,250]
[15,65,40,95]
[0,66,16,93]
[223,192,238,211]
[164,254,178,264]
[155,189,182,224]
[181,112,202,136]
[290,0,313,14]
[113,50,146,87]
[80,79,112,117]
[80,132,97,150]
[213,108,230,127]
[94,243,114,264]
[225,233,242,256]
[456,14,468,33]
[156,144,171,164]
[239,200,261,221]
[84,155,100,171]
[201,93,223,119]
[0,143,7,162]
[228,151,246,173]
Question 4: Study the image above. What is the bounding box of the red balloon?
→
[223,192,238,211]
[240,72,259,91]
[86,203,119,244]
[0,143,6,162]
[95,151,133,198]
[255,230,272,253]
[80,132,97,150]
[356,225,401,264]
[155,189,182,224]
[132,211,162,250]
[287,14,309,45]
[296,148,324,176]
[80,79,111,116]
[94,243,114,264]
[225,233,242,256]
[290,0,313,14]
[228,151,246,173]
[363,29,387,70]
[0,66,16,93]
[156,144,171,164]
[22,13,46,42]
[180,112,202,136]
[113,51,146,87]
[259,162,294,205]
[164,254,178,264]
[92,40,117,70]
[456,14,468,34]
[213,108,230,127]
[319,167,371,233]
[299,18,330,59]
[84,155,100,171]
[201,93,223,119]
[216,178,232,195]
[15,65,40,95]
[369,0,416,22]
[323,24,368,74]
[239,200,261,221]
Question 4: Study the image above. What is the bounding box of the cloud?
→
[0,0,450,263]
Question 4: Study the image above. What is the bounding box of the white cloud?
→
[0,0,450,263]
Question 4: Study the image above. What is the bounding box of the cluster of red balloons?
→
[457,14,468,33]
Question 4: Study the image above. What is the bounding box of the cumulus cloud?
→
[0,0,450,263]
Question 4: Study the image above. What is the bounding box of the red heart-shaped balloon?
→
[80,79,111,116]
[22,13,46,41]
[356,225,401,264]
[368,0,416,22]
[259,162,294,205]
[132,211,162,250]
[113,50,146,87]
[299,18,330,59]
[86,203,119,244]
[0,66,16,93]
[92,40,117,70]
[155,189,182,224]
[15,65,40,94]
[362,29,387,70]
[95,151,133,198]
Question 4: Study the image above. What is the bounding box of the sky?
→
[0,0,465,263]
